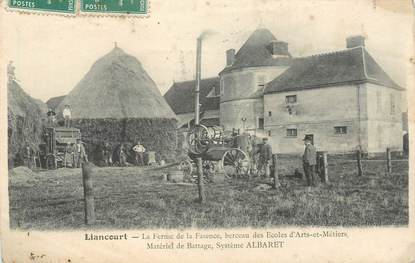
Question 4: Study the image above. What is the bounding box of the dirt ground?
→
[8,156,408,229]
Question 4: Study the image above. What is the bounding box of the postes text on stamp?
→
[8,0,75,13]
[81,0,147,14]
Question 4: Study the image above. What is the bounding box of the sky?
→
[2,0,413,103]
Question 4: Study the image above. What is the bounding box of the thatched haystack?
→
[56,47,178,163]
[8,79,47,167]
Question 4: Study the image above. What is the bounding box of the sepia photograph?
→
[5,0,411,231]
[1,0,414,262]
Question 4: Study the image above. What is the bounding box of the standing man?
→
[119,143,127,167]
[47,108,57,127]
[103,142,113,166]
[257,137,272,178]
[62,104,72,128]
[72,142,79,168]
[132,141,146,166]
[302,135,317,187]
[23,141,32,169]
[74,139,87,167]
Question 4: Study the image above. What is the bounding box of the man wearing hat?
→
[46,108,57,127]
[302,135,317,186]
[74,139,88,168]
[62,104,72,128]
[257,137,273,178]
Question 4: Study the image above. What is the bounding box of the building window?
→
[390,94,395,115]
[258,118,264,130]
[285,95,297,104]
[268,130,271,136]
[334,126,347,134]
[257,75,266,90]
[376,91,381,112]
[268,111,272,117]
[286,129,297,137]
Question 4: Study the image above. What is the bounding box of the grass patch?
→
[8,158,408,230]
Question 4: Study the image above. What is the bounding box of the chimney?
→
[269,40,289,57]
[226,49,235,66]
[346,35,365,48]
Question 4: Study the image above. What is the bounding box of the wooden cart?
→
[179,125,250,180]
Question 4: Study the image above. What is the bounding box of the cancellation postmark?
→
[81,0,147,15]
[8,0,75,13]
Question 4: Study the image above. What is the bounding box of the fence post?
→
[82,162,96,225]
[272,154,280,189]
[386,148,392,173]
[357,150,363,176]
[195,157,206,203]
[321,152,329,183]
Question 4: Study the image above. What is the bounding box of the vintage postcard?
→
[0,0,414,262]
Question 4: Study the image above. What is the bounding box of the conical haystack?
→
[57,47,178,163]
[8,79,47,167]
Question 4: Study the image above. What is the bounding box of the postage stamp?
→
[8,0,75,13]
[81,0,147,14]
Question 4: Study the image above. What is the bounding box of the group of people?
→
[47,104,72,128]
[101,141,147,167]
[254,134,318,187]
[65,139,88,168]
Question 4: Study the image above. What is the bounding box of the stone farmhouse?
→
[165,28,404,154]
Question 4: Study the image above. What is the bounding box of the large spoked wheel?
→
[179,159,193,180]
[187,125,211,155]
[221,148,250,179]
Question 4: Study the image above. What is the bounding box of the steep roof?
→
[220,28,292,74]
[164,77,220,114]
[265,47,403,93]
[57,47,176,119]
[46,95,66,110]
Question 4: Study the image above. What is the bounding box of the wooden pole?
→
[194,37,202,125]
[82,162,96,225]
[272,154,280,189]
[386,148,392,173]
[321,152,328,183]
[194,36,206,203]
[195,158,205,203]
[357,150,363,176]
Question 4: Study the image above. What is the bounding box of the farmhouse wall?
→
[220,98,263,131]
[264,85,368,153]
[220,66,288,131]
[364,83,403,152]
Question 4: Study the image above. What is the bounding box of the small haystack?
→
[8,79,47,167]
[56,46,178,163]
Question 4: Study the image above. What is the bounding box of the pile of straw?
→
[8,79,46,167]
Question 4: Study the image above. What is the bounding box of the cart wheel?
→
[187,125,211,155]
[222,148,250,179]
[179,159,193,180]
[46,155,57,170]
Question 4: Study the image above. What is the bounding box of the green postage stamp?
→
[8,0,75,13]
[7,0,148,14]
[81,0,148,14]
